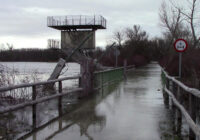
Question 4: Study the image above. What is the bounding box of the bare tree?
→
[113,30,124,47]
[125,25,148,42]
[160,0,200,48]
[6,43,14,51]
[159,1,183,41]
[172,0,200,48]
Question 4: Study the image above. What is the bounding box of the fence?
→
[0,64,134,139]
[0,65,133,114]
[94,67,124,90]
[162,69,200,140]
[0,75,82,130]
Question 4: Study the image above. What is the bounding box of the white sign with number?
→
[174,39,188,52]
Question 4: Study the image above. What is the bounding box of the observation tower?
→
[47,15,106,50]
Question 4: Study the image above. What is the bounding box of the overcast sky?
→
[0,0,163,49]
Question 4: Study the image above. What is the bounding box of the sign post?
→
[174,39,188,78]
[115,48,120,67]
[179,53,182,78]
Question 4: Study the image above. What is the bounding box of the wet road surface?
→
[24,63,175,140]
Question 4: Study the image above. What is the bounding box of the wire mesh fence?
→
[94,67,124,89]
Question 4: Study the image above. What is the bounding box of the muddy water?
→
[23,63,177,140]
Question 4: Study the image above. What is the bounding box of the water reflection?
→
[22,80,120,140]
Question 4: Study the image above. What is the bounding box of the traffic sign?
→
[174,39,188,52]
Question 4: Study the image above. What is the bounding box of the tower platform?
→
[47,15,106,30]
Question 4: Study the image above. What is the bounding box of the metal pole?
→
[179,53,182,78]
[123,59,127,80]
[115,48,118,67]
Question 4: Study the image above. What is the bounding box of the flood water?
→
[0,62,80,79]
[0,62,80,87]
[20,62,178,140]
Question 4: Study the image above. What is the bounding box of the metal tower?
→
[47,15,106,50]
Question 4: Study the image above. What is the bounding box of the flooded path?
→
[24,62,175,140]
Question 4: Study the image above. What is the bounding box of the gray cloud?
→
[0,0,162,48]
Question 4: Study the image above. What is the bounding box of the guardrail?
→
[162,69,200,140]
[0,75,82,129]
[125,65,135,71]
[93,65,135,90]
[94,67,124,90]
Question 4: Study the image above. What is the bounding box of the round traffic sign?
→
[174,39,188,52]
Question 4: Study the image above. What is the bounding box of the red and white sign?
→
[174,39,188,52]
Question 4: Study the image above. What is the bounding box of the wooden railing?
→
[162,69,200,139]
[0,75,82,129]
[0,76,80,92]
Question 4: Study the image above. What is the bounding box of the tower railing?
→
[47,15,106,29]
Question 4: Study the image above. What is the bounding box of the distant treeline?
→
[91,25,165,67]
[0,49,66,62]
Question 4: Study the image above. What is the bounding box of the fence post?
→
[80,59,94,97]
[32,85,37,129]
[58,81,62,116]
[176,86,182,136]
[59,118,62,130]
[189,94,196,140]
[101,72,103,94]
[79,77,81,87]
[171,81,176,109]
[123,59,127,80]
[171,81,176,134]
[164,78,169,106]
[171,81,176,136]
